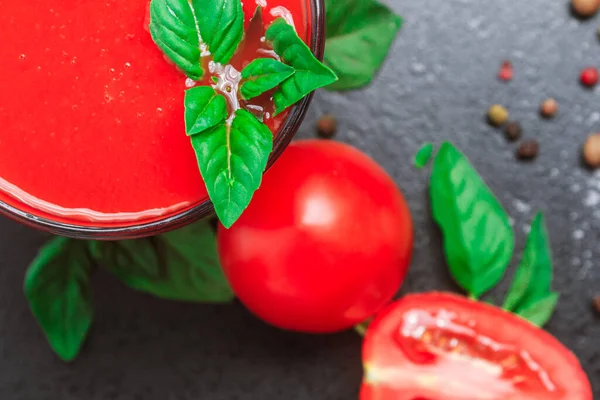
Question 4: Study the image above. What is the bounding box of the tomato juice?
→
[0,0,312,232]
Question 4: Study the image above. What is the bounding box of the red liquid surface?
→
[0,0,309,227]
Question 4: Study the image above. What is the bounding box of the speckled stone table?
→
[0,0,599,398]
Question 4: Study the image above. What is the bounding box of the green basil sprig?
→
[150,1,337,228]
[266,19,338,114]
[430,142,515,299]
[414,142,434,168]
[240,58,295,100]
[190,109,273,227]
[195,0,244,64]
[184,87,228,136]
[503,213,559,327]
[24,237,94,362]
[150,0,243,74]
[24,221,232,361]
[429,142,558,328]
[324,0,402,90]
[90,221,233,303]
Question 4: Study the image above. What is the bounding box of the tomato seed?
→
[316,114,337,139]
[580,67,599,87]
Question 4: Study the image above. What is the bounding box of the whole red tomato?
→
[217,140,413,333]
[361,292,593,400]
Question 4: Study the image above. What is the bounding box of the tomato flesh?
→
[361,292,592,400]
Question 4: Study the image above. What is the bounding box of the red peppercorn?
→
[580,67,599,87]
[498,61,513,82]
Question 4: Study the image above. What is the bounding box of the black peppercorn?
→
[517,140,539,160]
[316,114,337,139]
[504,122,522,142]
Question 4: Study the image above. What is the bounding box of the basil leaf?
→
[193,0,244,64]
[88,239,161,281]
[430,142,515,298]
[503,213,556,312]
[24,237,94,362]
[414,143,434,168]
[515,292,559,327]
[324,0,402,90]
[149,0,204,80]
[240,58,295,100]
[191,109,273,227]
[266,19,338,115]
[184,87,228,136]
[92,221,234,302]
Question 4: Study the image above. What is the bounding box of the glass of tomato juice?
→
[0,0,324,239]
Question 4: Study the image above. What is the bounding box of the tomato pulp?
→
[0,0,309,228]
[361,292,592,400]
[218,140,413,333]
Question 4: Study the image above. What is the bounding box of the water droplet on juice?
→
[124,62,131,69]
[156,107,163,114]
[109,68,115,74]
[19,54,26,61]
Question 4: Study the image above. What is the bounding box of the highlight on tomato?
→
[218,139,413,333]
[361,292,592,400]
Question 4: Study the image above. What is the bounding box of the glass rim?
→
[0,0,326,240]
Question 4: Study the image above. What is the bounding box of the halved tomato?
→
[361,292,592,400]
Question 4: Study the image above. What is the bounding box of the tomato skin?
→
[217,140,413,333]
[361,292,593,400]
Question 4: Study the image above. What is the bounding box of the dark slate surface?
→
[0,0,599,398]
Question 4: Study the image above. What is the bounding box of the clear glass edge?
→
[0,0,326,240]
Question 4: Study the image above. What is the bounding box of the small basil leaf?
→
[414,143,434,168]
[240,58,295,100]
[149,0,204,80]
[266,19,338,115]
[324,0,402,90]
[184,87,228,136]
[92,221,233,302]
[24,237,94,362]
[193,0,244,64]
[515,292,559,327]
[503,213,554,311]
[430,142,515,298]
[191,109,273,227]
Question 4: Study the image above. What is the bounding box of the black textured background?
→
[1,0,600,398]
